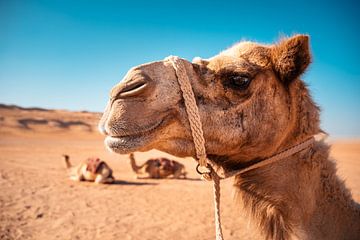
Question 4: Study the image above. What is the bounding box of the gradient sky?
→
[0,0,359,138]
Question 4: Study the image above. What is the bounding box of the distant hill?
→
[0,104,52,112]
[0,103,102,136]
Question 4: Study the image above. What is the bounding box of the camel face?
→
[99,60,193,155]
[100,35,312,166]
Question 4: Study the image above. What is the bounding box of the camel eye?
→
[230,75,251,90]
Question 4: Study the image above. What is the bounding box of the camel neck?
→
[234,141,359,239]
[129,154,141,173]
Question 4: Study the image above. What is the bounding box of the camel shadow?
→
[111,180,158,186]
[135,177,202,182]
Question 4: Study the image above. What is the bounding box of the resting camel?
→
[63,155,114,184]
[129,153,187,179]
[98,35,360,239]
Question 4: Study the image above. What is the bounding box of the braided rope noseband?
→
[166,55,316,240]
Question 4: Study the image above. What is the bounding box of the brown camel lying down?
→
[99,35,360,239]
[63,155,114,184]
[129,153,187,179]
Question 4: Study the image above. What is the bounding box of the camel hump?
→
[159,158,177,171]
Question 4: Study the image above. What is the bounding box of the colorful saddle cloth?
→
[86,157,104,173]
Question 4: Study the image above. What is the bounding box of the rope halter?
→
[166,55,318,240]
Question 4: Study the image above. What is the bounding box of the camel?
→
[63,155,114,184]
[98,35,360,239]
[129,153,187,179]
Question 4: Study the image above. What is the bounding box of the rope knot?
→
[196,163,213,181]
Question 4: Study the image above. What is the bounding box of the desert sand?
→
[0,104,359,240]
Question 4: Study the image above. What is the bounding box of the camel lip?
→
[105,134,148,154]
[108,118,165,139]
[104,117,167,153]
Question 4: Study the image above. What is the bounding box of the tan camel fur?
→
[129,153,187,179]
[99,35,360,239]
[63,155,114,184]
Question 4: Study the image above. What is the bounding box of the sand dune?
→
[0,104,359,240]
[0,104,100,139]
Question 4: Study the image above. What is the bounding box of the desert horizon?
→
[1,103,359,239]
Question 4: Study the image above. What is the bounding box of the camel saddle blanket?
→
[86,158,104,173]
[159,158,177,171]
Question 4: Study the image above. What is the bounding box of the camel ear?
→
[271,35,311,83]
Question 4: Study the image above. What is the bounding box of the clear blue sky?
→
[0,0,359,138]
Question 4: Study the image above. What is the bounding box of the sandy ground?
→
[0,105,359,240]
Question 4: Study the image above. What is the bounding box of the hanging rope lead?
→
[167,56,224,240]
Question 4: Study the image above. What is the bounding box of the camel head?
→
[99,35,320,170]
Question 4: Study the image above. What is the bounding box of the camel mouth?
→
[104,117,166,154]
[109,118,164,138]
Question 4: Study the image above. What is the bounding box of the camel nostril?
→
[122,81,147,93]
[116,81,148,99]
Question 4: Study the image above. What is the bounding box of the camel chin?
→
[103,116,170,154]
